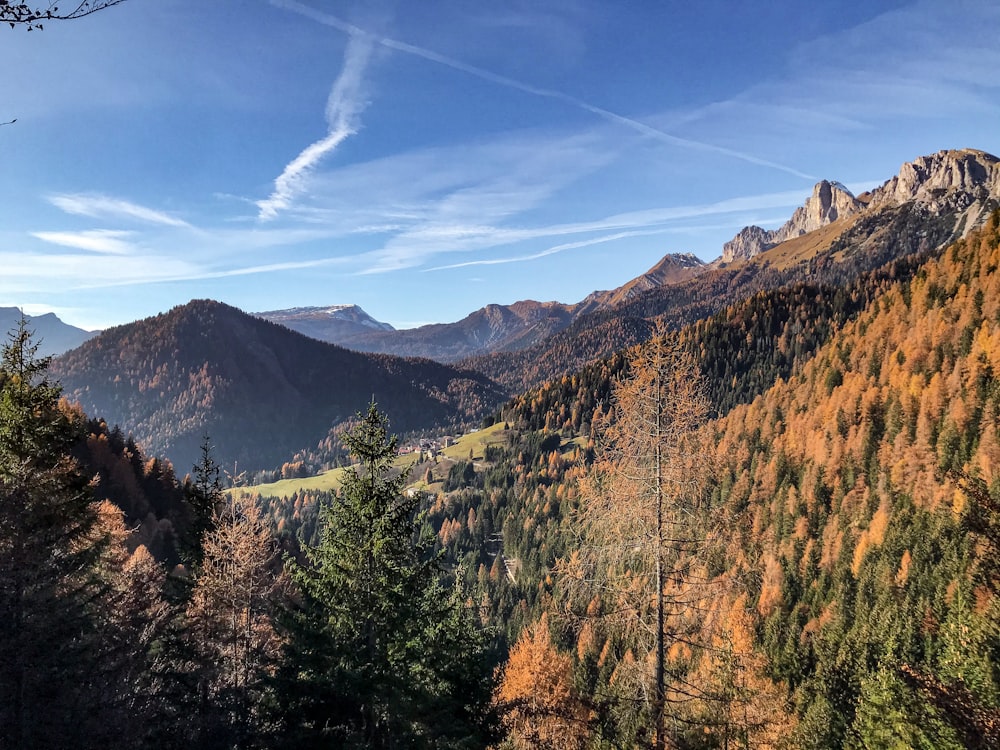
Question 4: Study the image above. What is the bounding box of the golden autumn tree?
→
[185,492,286,744]
[496,614,591,749]
[559,332,711,749]
[690,594,797,749]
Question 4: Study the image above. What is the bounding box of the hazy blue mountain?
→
[0,307,95,358]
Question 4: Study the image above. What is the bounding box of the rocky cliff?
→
[721,149,1000,263]
[722,180,864,262]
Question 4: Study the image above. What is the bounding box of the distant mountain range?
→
[260,148,1000,378]
[0,307,95,358]
[258,253,708,362]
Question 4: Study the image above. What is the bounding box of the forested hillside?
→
[52,299,506,473]
[375,214,1000,748]
[9,207,1000,747]
[1,328,499,748]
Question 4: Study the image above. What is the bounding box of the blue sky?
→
[2,0,999,331]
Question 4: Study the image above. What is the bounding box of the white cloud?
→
[356,186,810,274]
[256,32,375,220]
[47,194,192,228]
[31,230,138,255]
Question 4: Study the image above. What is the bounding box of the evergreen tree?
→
[274,403,497,748]
[182,434,224,571]
[0,317,109,748]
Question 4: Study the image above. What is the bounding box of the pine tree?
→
[274,402,496,748]
[0,317,109,748]
[182,434,224,572]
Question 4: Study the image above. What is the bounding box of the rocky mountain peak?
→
[780,180,864,239]
[721,225,773,264]
[721,149,1000,263]
[721,180,863,263]
[866,148,1000,210]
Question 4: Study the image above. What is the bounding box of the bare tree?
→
[186,493,287,744]
[559,332,712,749]
[2,1,128,30]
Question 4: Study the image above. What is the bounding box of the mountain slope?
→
[51,300,506,473]
[269,253,705,362]
[688,212,1000,745]
[0,307,95,357]
[463,149,1000,392]
[456,214,1000,747]
[256,304,394,343]
[577,252,706,311]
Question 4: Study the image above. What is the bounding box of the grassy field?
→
[229,467,348,499]
[232,421,513,500]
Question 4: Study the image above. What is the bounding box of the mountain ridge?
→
[260,252,706,363]
[0,307,95,357]
[51,299,505,473]
[261,149,1000,365]
[461,148,1000,392]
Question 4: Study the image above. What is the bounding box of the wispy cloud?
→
[31,230,138,255]
[356,186,810,274]
[47,193,192,228]
[273,0,815,181]
[0,249,198,291]
[424,229,677,272]
[256,32,375,220]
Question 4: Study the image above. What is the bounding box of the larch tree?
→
[185,492,287,747]
[90,502,173,746]
[558,332,712,749]
[496,614,591,750]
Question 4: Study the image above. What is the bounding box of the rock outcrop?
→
[867,149,1000,209]
[721,225,774,264]
[721,149,1000,263]
[722,181,863,262]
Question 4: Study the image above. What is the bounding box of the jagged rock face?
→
[868,149,1000,208]
[774,180,864,243]
[722,149,1000,263]
[721,181,863,263]
[722,225,773,263]
[863,149,1000,242]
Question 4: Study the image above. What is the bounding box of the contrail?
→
[257,31,374,220]
[272,0,815,181]
[423,229,676,272]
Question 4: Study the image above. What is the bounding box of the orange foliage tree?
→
[496,614,590,749]
[558,332,712,749]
